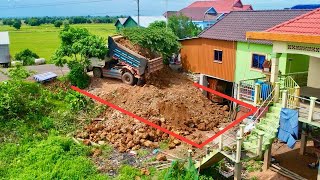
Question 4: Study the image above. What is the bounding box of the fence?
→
[279,72,308,87]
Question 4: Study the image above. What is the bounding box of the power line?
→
[0,0,112,9]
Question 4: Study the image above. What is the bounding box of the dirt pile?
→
[116,38,158,60]
[79,68,231,152]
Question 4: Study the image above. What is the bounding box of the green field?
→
[0,24,116,63]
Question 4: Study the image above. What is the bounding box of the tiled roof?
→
[178,7,221,21]
[199,10,311,44]
[0,32,9,45]
[266,8,320,36]
[187,0,252,13]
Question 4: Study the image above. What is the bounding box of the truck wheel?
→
[93,67,103,78]
[122,72,136,85]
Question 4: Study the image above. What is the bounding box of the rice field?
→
[0,23,116,63]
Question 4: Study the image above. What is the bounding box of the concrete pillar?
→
[263,144,272,171]
[282,90,288,108]
[239,124,245,138]
[234,163,242,180]
[271,53,281,83]
[308,97,317,122]
[199,74,208,97]
[274,82,280,103]
[236,137,242,163]
[254,83,261,106]
[257,132,264,158]
[294,87,301,109]
[205,145,210,155]
[218,128,224,151]
[300,127,307,155]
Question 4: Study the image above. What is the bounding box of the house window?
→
[252,54,266,69]
[214,50,223,62]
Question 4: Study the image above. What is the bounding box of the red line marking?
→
[71,82,257,149]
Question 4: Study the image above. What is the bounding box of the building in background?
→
[0,32,10,68]
[115,16,167,30]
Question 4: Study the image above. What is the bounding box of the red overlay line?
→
[71,82,257,149]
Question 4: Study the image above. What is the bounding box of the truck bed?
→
[108,36,163,76]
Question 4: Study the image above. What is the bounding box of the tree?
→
[13,20,22,30]
[54,20,63,28]
[168,14,202,39]
[52,26,107,89]
[148,21,167,29]
[14,49,39,66]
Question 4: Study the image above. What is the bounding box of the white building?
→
[0,32,10,67]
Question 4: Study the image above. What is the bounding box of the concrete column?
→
[239,124,245,138]
[236,137,242,163]
[308,97,317,122]
[234,163,242,180]
[254,83,261,106]
[282,90,288,108]
[271,53,281,83]
[218,128,224,151]
[294,87,301,109]
[257,132,264,158]
[274,82,280,103]
[300,127,307,155]
[263,144,272,171]
[199,74,208,97]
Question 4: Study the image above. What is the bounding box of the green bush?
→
[14,49,39,66]
[1,136,106,180]
[7,65,33,80]
[67,61,90,89]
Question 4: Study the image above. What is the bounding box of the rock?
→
[156,154,167,161]
[143,140,153,147]
[83,139,91,146]
[98,141,105,145]
[197,123,207,131]
[169,143,176,149]
[119,146,127,153]
[173,140,181,146]
[92,148,102,157]
[194,139,202,145]
[222,105,229,111]
[141,168,150,176]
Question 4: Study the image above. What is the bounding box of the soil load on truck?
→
[77,68,232,153]
[109,36,163,76]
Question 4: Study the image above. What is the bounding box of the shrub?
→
[14,49,39,66]
[7,65,33,80]
[67,61,90,89]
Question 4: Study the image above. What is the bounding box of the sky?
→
[0,0,319,17]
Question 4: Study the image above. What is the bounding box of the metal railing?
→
[238,77,275,106]
[279,71,308,87]
[286,94,320,123]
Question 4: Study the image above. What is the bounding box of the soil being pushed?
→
[116,38,158,60]
[78,68,231,152]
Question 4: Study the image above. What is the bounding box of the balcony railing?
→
[279,71,308,87]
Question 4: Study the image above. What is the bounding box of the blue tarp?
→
[34,72,57,82]
[291,4,320,9]
[251,81,272,101]
[278,108,299,149]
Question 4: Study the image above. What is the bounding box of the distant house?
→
[291,4,320,9]
[116,16,167,28]
[173,0,253,29]
[163,11,178,18]
[0,32,10,68]
[180,10,310,102]
[114,18,127,31]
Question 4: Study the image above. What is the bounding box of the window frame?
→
[214,49,223,63]
[251,53,267,71]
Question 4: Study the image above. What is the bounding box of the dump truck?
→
[88,35,163,85]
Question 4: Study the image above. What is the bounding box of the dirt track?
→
[78,68,232,152]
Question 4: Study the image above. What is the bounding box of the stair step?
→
[260,117,279,124]
[274,103,282,108]
[269,106,282,113]
[256,123,279,133]
[266,113,280,119]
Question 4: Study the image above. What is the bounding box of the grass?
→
[0,23,116,63]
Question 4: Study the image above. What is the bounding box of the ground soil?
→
[77,67,232,153]
[116,38,158,60]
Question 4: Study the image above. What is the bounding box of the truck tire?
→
[93,67,103,78]
[122,72,136,85]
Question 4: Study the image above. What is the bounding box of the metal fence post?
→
[308,97,317,122]
[282,90,288,108]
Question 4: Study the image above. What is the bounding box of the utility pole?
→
[165,0,168,31]
[137,0,140,26]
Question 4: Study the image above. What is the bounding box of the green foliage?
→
[13,20,21,30]
[168,14,202,39]
[54,20,63,28]
[243,160,263,173]
[64,88,92,111]
[122,26,180,64]
[164,159,199,180]
[52,26,107,89]
[14,48,39,66]
[7,65,33,80]
[0,136,106,180]
[149,20,167,29]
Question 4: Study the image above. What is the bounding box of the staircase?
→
[243,103,282,155]
[195,149,225,169]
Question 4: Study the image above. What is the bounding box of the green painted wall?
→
[115,22,123,31]
[286,54,310,73]
[123,18,138,28]
[235,42,287,83]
